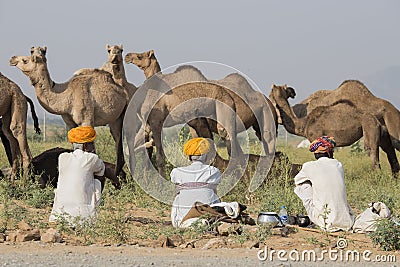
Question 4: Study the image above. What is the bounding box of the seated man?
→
[294,136,354,232]
[171,137,222,228]
[49,126,105,225]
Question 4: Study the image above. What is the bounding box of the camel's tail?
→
[25,96,41,134]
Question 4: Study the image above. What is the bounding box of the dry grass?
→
[0,124,399,249]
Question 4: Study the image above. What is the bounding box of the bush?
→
[369,218,400,251]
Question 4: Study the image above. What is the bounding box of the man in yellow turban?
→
[49,126,105,225]
[170,138,222,228]
[293,136,354,231]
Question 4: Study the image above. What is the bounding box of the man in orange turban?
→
[293,136,354,231]
[170,138,221,228]
[50,126,105,225]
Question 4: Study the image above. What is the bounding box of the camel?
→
[124,50,277,157]
[0,72,34,181]
[269,84,400,175]
[74,44,137,101]
[30,147,123,190]
[10,46,128,177]
[1,96,41,168]
[126,80,244,175]
[289,80,400,153]
[213,151,301,184]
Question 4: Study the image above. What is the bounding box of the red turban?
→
[309,136,336,154]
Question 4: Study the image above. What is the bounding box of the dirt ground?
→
[1,207,399,266]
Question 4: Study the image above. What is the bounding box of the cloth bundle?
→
[353,202,391,233]
[179,201,255,228]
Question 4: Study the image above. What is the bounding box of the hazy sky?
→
[1,0,399,119]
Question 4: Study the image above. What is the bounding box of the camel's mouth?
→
[124,57,135,64]
[110,55,122,64]
[9,57,18,66]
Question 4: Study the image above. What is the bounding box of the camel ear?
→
[119,44,123,51]
[42,46,47,55]
[106,44,111,51]
[30,46,35,54]
[283,84,287,89]
[148,50,154,57]
[270,84,275,89]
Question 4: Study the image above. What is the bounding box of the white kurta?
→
[49,149,105,224]
[294,157,354,231]
[171,161,221,227]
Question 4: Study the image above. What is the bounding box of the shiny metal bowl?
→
[257,212,282,227]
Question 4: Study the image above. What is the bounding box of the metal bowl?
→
[257,212,282,227]
[297,215,311,227]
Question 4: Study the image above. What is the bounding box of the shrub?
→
[369,218,400,251]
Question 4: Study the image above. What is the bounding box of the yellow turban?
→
[183,138,210,156]
[68,126,96,144]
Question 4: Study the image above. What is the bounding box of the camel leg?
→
[361,117,380,170]
[0,118,13,166]
[215,100,242,158]
[383,109,400,152]
[9,100,32,183]
[1,114,22,182]
[380,129,400,176]
[61,114,78,131]
[151,121,167,176]
[109,116,125,178]
[248,107,275,157]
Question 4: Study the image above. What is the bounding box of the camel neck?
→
[32,63,68,114]
[144,60,161,79]
[274,96,305,135]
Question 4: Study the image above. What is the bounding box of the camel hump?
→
[223,72,243,79]
[73,68,114,80]
[338,79,373,96]
[174,65,204,75]
[331,99,357,108]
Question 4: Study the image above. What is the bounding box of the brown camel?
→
[126,80,245,175]
[1,96,41,168]
[0,72,33,181]
[30,147,123,190]
[10,46,128,177]
[74,44,137,101]
[290,80,400,153]
[269,84,400,174]
[124,50,277,157]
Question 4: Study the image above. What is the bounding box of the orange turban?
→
[68,126,96,144]
[183,138,210,156]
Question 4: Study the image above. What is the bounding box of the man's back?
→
[294,157,354,231]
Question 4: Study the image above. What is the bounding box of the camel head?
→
[106,44,123,65]
[124,50,155,70]
[269,84,296,101]
[269,84,297,125]
[9,55,36,73]
[30,46,47,63]
[10,52,46,86]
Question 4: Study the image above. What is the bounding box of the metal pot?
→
[257,212,283,227]
[297,215,311,227]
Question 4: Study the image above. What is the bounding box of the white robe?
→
[170,161,221,227]
[49,149,105,225]
[294,157,354,231]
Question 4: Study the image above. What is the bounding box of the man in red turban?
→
[49,126,105,225]
[293,136,354,231]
